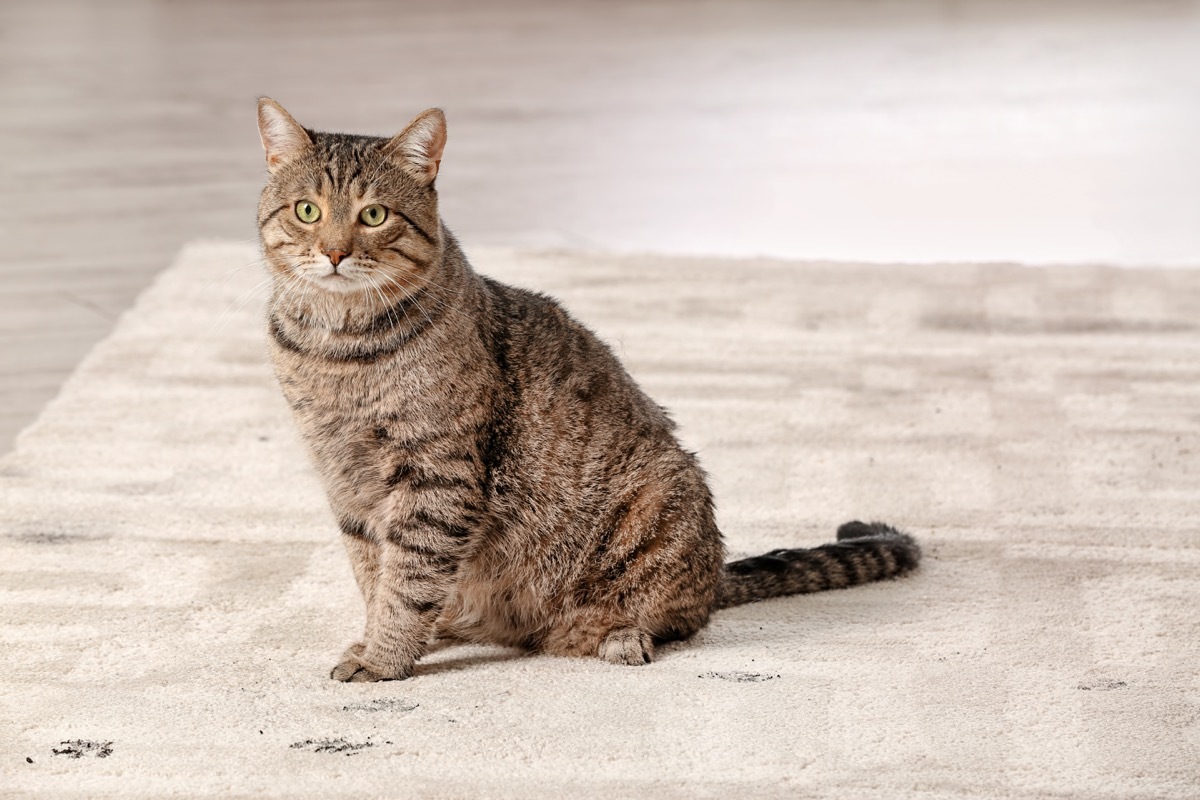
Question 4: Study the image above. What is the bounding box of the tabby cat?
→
[256,98,920,682]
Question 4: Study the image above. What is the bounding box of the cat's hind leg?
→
[539,465,723,666]
[538,611,655,666]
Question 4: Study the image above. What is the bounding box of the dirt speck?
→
[52,740,113,759]
[341,698,419,713]
[699,671,780,683]
[289,738,376,756]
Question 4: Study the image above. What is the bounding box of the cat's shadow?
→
[405,610,835,677]
[411,634,707,676]
[411,640,526,677]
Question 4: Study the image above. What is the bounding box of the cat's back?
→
[479,275,672,435]
[473,273,691,532]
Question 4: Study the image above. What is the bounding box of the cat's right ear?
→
[257,98,312,173]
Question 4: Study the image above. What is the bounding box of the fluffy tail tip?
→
[836,520,921,570]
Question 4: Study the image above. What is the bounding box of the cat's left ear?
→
[257,97,312,173]
[383,108,447,186]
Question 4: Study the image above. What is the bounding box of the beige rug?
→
[2,243,1198,799]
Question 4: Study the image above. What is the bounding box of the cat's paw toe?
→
[598,627,654,666]
[330,648,413,682]
[331,658,392,682]
[347,665,387,683]
[330,642,373,681]
[330,657,367,682]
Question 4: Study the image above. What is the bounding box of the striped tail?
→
[714,521,920,610]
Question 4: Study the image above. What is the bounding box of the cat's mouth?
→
[302,257,370,293]
[307,267,369,295]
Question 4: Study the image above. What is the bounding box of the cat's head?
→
[256,98,446,299]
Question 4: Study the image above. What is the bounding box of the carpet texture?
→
[2,243,1198,799]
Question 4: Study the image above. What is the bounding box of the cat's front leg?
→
[339,521,381,605]
[331,509,473,682]
[329,517,381,667]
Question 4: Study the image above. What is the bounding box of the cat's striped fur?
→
[256,99,920,681]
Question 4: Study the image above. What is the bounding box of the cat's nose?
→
[323,249,349,267]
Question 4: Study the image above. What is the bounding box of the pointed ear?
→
[257,97,312,173]
[383,108,447,186]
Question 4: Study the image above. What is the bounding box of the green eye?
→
[294,200,321,223]
[359,204,388,227]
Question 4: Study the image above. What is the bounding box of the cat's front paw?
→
[329,645,413,682]
[331,659,387,682]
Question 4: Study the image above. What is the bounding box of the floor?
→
[2,0,1198,453]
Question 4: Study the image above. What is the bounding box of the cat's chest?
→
[275,359,417,498]
[273,346,482,456]
[277,357,419,436]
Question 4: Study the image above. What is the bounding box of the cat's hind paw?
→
[598,627,654,666]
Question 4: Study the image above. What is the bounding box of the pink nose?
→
[324,249,349,266]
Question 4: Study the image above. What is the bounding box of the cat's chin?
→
[312,272,369,295]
